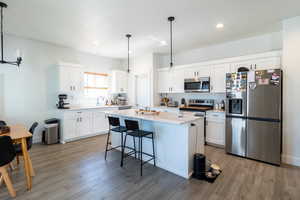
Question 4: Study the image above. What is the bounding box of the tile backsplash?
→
[160,93,226,105]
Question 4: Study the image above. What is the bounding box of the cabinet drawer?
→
[206,112,225,119]
[63,111,79,120]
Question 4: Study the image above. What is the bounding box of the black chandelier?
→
[126,34,131,73]
[0,2,22,67]
[168,16,175,68]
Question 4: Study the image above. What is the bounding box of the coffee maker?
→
[56,94,70,109]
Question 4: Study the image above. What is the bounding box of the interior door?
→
[225,117,246,157]
[246,119,281,165]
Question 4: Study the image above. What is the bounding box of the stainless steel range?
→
[225,69,282,165]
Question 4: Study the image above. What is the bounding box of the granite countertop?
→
[105,109,204,125]
[60,105,132,111]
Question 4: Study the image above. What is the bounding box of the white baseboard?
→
[282,154,300,166]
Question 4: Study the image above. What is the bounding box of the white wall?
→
[159,32,282,67]
[0,34,123,143]
[282,16,300,166]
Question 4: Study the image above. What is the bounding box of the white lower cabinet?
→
[206,112,225,146]
[61,108,118,143]
[93,110,110,134]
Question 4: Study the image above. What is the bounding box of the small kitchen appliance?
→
[56,94,70,109]
[184,77,210,93]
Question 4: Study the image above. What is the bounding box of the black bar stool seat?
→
[126,130,153,138]
[111,126,127,133]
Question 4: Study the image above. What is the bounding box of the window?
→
[84,72,109,97]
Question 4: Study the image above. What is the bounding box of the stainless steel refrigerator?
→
[225,69,282,165]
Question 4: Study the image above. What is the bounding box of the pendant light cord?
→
[126,34,131,73]
[170,19,173,67]
[1,6,3,62]
[128,36,130,73]
[168,17,175,68]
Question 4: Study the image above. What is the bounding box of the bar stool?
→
[105,116,137,167]
[123,119,156,176]
[105,116,127,166]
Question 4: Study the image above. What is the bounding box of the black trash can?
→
[193,153,206,179]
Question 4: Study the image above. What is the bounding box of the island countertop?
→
[105,109,203,125]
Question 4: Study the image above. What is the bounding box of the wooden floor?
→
[1,135,300,200]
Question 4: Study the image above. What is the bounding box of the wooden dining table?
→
[1,125,35,190]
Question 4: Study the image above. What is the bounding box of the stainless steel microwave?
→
[184,77,210,93]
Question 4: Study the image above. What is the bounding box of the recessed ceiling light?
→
[216,23,224,29]
[93,40,99,46]
[160,40,167,46]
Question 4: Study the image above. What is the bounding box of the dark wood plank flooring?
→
[1,135,300,200]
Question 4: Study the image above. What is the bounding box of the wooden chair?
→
[0,136,17,197]
[14,122,38,166]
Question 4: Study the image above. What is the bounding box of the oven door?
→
[184,79,201,92]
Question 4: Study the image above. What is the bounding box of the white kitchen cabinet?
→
[78,111,92,137]
[112,70,128,93]
[230,61,253,73]
[206,112,225,146]
[61,107,120,143]
[171,69,185,93]
[58,66,83,93]
[157,69,184,93]
[63,117,78,140]
[210,64,230,93]
[184,65,211,79]
[62,110,92,141]
[93,110,109,134]
[158,70,171,93]
[230,56,281,72]
[254,57,281,70]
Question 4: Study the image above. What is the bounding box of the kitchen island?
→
[105,109,205,179]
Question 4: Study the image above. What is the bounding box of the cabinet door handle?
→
[70,86,72,91]
[73,86,76,91]
[255,64,257,69]
[191,123,195,127]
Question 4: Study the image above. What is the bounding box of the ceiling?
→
[3,0,300,58]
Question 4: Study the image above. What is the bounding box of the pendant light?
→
[168,16,175,68]
[0,2,22,68]
[126,34,131,73]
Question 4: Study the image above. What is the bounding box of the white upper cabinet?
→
[58,65,83,93]
[210,64,230,93]
[158,70,171,93]
[157,51,281,94]
[171,69,185,93]
[158,69,185,93]
[184,65,211,79]
[230,53,281,72]
[112,70,128,93]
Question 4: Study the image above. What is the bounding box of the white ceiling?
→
[3,0,300,58]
